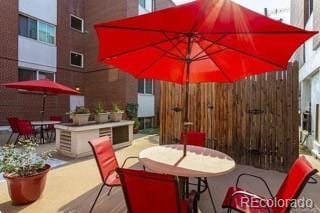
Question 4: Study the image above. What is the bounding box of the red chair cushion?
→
[89,137,120,185]
[180,131,206,147]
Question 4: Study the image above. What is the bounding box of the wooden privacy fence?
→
[159,62,299,172]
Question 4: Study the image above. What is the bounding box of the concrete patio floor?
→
[0,133,320,213]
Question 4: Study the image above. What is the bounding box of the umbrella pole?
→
[183,74,190,157]
[183,34,193,157]
[41,93,46,122]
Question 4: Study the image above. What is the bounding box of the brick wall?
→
[0,0,175,125]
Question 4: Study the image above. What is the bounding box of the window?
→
[18,68,37,81]
[308,0,313,17]
[138,79,153,94]
[18,68,55,81]
[138,117,154,129]
[39,21,55,44]
[19,15,37,40]
[19,14,56,44]
[70,51,84,68]
[316,104,319,141]
[139,0,146,8]
[70,15,84,32]
[38,71,54,80]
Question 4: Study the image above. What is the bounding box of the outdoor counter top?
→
[55,120,134,158]
[55,120,134,131]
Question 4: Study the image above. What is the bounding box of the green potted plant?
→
[133,117,140,134]
[69,106,90,125]
[0,140,51,205]
[94,103,110,123]
[126,103,139,133]
[110,103,124,122]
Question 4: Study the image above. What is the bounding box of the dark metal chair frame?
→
[223,170,318,213]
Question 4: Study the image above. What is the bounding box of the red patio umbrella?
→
[95,0,317,156]
[2,79,79,121]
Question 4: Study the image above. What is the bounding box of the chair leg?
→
[197,178,201,200]
[6,132,13,144]
[227,208,232,213]
[90,184,106,213]
[15,134,21,145]
[204,177,216,213]
[107,187,113,196]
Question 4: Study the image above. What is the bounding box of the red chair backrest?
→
[274,156,318,212]
[16,120,34,135]
[50,116,62,121]
[117,168,185,213]
[88,137,119,183]
[180,131,206,147]
[7,117,19,133]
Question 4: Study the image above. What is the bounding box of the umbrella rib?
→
[201,37,286,69]
[163,32,186,58]
[135,39,185,78]
[101,34,182,60]
[191,34,226,60]
[193,48,227,61]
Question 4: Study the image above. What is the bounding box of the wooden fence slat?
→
[160,62,299,171]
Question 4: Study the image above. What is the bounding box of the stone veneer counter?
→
[55,120,134,158]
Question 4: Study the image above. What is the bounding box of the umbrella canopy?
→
[95,0,317,156]
[2,79,79,121]
[2,79,80,95]
[95,0,316,84]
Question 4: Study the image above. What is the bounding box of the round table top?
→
[139,144,236,177]
[31,121,61,125]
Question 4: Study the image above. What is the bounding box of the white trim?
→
[70,14,84,33]
[70,51,84,68]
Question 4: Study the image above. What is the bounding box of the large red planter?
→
[3,164,50,205]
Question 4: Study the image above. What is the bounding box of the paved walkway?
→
[0,133,320,212]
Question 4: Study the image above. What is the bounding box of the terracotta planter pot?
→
[4,164,51,205]
[133,128,139,134]
[95,112,110,123]
[72,114,90,125]
[110,112,123,122]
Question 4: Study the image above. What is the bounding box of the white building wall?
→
[138,1,155,119]
[298,13,320,153]
[18,0,57,73]
[18,36,57,72]
[138,94,155,117]
[139,0,153,15]
[19,0,57,25]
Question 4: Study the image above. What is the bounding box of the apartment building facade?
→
[291,0,320,156]
[0,0,175,128]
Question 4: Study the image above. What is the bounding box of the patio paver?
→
[0,134,319,213]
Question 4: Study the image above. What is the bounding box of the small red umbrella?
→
[2,79,79,121]
[95,0,317,156]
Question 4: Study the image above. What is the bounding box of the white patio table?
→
[138,144,236,212]
[31,121,61,144]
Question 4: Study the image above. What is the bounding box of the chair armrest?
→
[186,190,198,213]
[308,176,318,184]
[121,156,139,168]
[230,190,271,213]
[236,173,274,199]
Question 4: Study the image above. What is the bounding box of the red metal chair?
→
[180,131,216,210]
[88,136,137,213]
[222,156,318,213]
[180,131,206,147]
[6,117,19,144]
[16,119,38,143]
[117,168,198,213]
